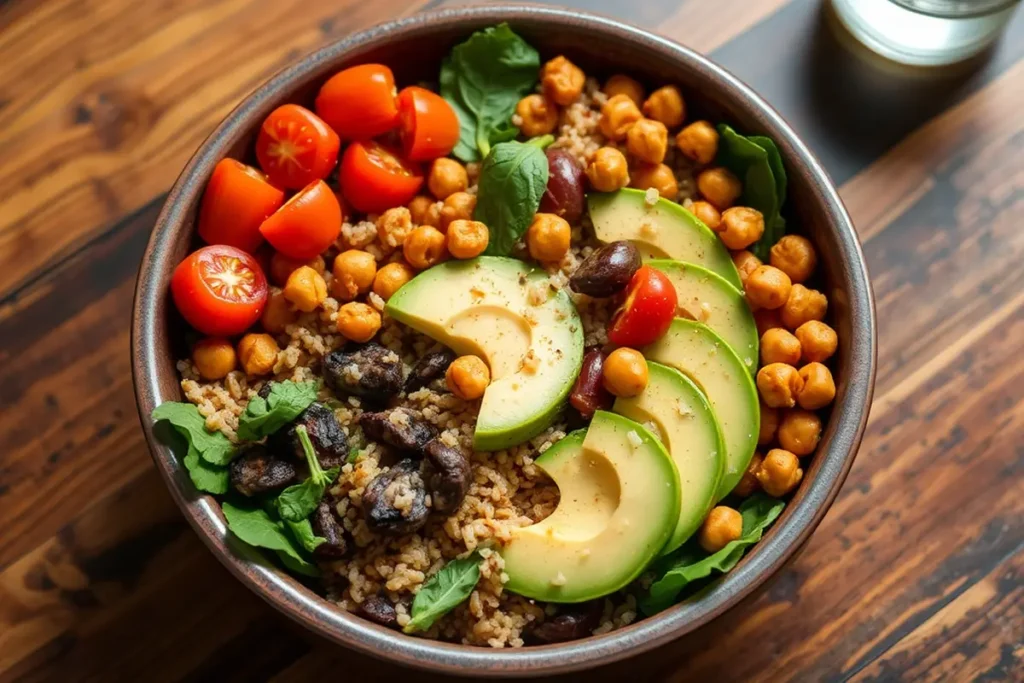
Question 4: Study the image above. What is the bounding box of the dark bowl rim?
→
[132,4,877,677]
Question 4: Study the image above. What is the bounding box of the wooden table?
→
[1,1,1021,680]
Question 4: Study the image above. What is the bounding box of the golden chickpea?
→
[192,337,237,380]
[781,284,828,330]
[428,158,468,200]
[754,308,784,338]
[541,55,585,106]
[717,207,765,250]
[586,147,630,192]
[770,235,817,283]
[598,94,643,141]
[697,167,742,210]
[331,249,377,302]
[409,195,442,228]
[602,347,649,398]
[261,289,296,335]
[446,355,491,400]
[758,402,779,445]
[447,219,489,259]
[377,207,413,249]
[797,362,836,410]
[604,74,645,105]
[270,253,325,287]
[698,506,742,552]
[642,85,686,128]
[515,94,559,137]
[746,265,792,310]
[336,302,381,343]
[630,162,678,199]
[795,320,837,363]
[526,213,571,263]
[733,452,764,497]
[757,362,804,409]
[440,192,477,231]
[404,225,447,270]
[237,333,279,376]
[372,262,415,301]
[760,328,802,366]
[675,120,719,165]
[283,265,327,313]
[757,449,804,497]
[732,249,762,285]
[777,409,822,456]
[690,200,721,230]
[626,118,669,164]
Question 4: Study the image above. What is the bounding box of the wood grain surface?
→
[1,0,1022,681]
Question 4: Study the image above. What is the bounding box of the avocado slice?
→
[648,260,759,375]
[643,319,759,500]
[502,412,680,602]
[385,257,584,451]
[614,362,726,554]
[588,188,741,288]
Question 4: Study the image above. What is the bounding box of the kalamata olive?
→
[539,148,585,222]
[359,595,399,628]
[569,241,641,297]
[569,347,614,419]
[529,601,604,643]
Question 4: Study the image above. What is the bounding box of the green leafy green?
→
[403,551,482,633]
[640,495,786,615]
[236,381,317,442]
[440,23,540,162]
[222,501,320,577]
[182,451,230,494]
[284,518,326,554]
[346,447,361,464]
[276,426,340,522]
[475,137,552,256]
[153,401,236,466]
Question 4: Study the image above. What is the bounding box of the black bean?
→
[569,241,642,297]
[323,343,403,403]
[359,408,436,453]
[423,439,471,515]
[529,601,604,643]
[362,459,429,536]
[228,445,297,497]
[359,595,399,628]
[404,348,456,393]
[311,500,349,559]
[539,148,585,222]
[269,402,349,470]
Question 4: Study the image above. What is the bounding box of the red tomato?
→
[197,159,284,252]
[397,86,461,161]
[171,245,268,336]
[255,104,339,189]
[607,266,678,347]
[315,64,399,139]
[259,180,341,260]
[339,141,424,213]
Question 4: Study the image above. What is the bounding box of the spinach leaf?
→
[275,548,320,577]
[276,426,340,522]
[403,551,483,633]
[475,137,552,256]
[152,401,237,466]
[748,135,788,259]
[284,518,326,554]
[182,450,230,494]
[640,495,786,615]
[237,380,317,442]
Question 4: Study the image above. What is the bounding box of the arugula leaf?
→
[284,518,326,554]
[153,401,236,466]
[640,495,786,615]
[475,137,552,256]
[403,551,482,633]
[236,381,317,442]
[275,426,340,522]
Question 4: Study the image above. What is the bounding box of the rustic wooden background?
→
[1,0,1022,680]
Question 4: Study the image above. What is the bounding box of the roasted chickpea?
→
[697,167,742,210]
[733,452,764,497]
[599,94,643,141]
[732,249,762,285]
[261,289,296,335]
[797,362,836,410]
[630,162,678,199]
[447,220,489,259]
[757,449,803,497]
[428,158,468,200]
[754,309,784,338]
[409,195,442,228]
[404,225,447,270]
[377,207,413,249]
[192,337,237,380]
[237,333,279,376]
[770,235,817,283]
[777,409,822,456]
[675,120,719,165]
[690,200,721,230]
[586,147,630,192]
[602,348,649,398]
[757,362,804,409]
[746,265,792,310]
[781,284,828,330]
[626,118,669,164]
[698,506,742,552]
[642,85,685,128]
[337,302,382,343]
[372,262,415,301]
[527,213,571,263]
[515,94,558,137]
[760,328,802,366]
[758,402,779,445]
[283,265,327,312]
[270,253,325,287]
[717,207,765,250]
[446,355,490,400]
[331,249,377,302]
[795,320,837,363]
[440,192,477,231]
[541,55,585,106]
[604,74,644,105]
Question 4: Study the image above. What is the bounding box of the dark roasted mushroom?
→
[228,445,297,497]
[310,500,349,559]
[323,343,403,403]
[529,601,604,643]
[362,458,429,536]
[423,439,471,515]
[404,348,456,393]
[359,408,436,453]
[359,595,399,628]
[269,402,349,469]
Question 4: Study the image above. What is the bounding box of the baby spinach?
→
[403,551,483,634]
[475,136,552,256]
[236,380,318,442]
[440,23,540,162]
[284,518,327,555]
[276,426,340,522]
[182,451,230,495]
[222,501,319,576]
[152,402,236,493]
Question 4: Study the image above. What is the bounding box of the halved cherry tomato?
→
[171,245,268,336]
[259,180,341,260]
[607,265,678,347]
[397,86,461,161]
[255,104,339,190]
[197,159,285,252]
[315,64,399,139]
[339,141,424,213]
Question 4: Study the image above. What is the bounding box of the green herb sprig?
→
[403,551,483,633]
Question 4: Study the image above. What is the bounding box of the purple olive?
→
[569,241,642,297]
[539,148,585,222]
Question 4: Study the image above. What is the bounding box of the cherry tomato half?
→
[339,141,424,213]
[259,180,341,260]
[255,104,340,190]
[197,159,285,253]
[171,245,268,336]
[607,265,678,347]
[315,64,400,139]
[397,86,461,161]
